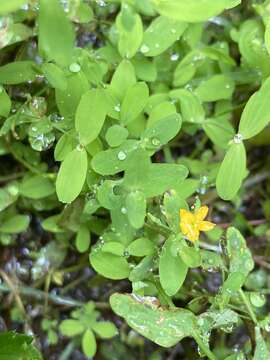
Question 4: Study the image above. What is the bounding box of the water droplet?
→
[151,137,160,146]
[97,0,106,6]
[117,151,126,160]
[140,44,149,54]
[29,133,55,152]
[121,207,127,214]
[170,53,179,61]
[155,43,160,48]
[76,144,84,151]
[233,133,243,144]
[171,28,177,34]
[69,63,81,73]
[114,103,121,112]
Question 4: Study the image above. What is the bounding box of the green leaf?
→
[75,225,91,253]
[19,175,55,199]
[239,76,270,139]
[254,327,270,360]
[216,142,246,201]
[92,322,118,339]
[110,60,136,101]
[89,249,130,280]
[116,5,143,59]
[179,242,201,268]
[54,131,77,161]
[56,147,88,203]
[0,185,19,212]
[101,242,125,256]
[41,63,67,90]
[203,118,235,149]
[110,293,196,347]
[141,16,187,57]
[105,125,129,147]
[75,89,107,145]
[0,0,29,15]
[195,74,235,102]
[0,332,42,360]
[55,72,89,119]
[170,89,205,123]
[141,114,182,150]
[60,319,85,336]
[152,0,240,22]
[126,190,146,229]
[120,82,149,125]
[38,0,75,66]
[127,238,155,257]
[0,61,36,85]
[163,191,188,233]
[147,101,176,128]
[239,20,270,78]
[91,140,137,176]
[129,255,154,282]
[142,164,189,197]
[220,228,254,303]
[0,87,11,117]
[159,237,188,296]
[0,215,30,234]
[132,57,157,82]
[82,329,97,358]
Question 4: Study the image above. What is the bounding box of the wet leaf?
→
[141,16,187,57]
[110,293,196,347]
[75,89,107,145]
[56,147,88,203]
[159,237,188,296]
[39,0,75,66]
[216,142,246,200]
[152,0,241,22]
[239,76,270,139]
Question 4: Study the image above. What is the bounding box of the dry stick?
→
[0,269,32,333]
[0,282,109,309]
[253,255,270,270]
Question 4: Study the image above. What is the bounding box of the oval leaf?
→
[216,142,246,200]
[56,147,88,203]
[75,89,107,145]
[159,238,188,296]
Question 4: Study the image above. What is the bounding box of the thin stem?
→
[154,280,176,309]
[0,172,25,183]
[239,289,258,325]
[193,332,217,360]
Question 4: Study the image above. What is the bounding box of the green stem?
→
[193,333,217,360]
[58,340,76,360]
[239,289,258,325]
[154,280,176,309]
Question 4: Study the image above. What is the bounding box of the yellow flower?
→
[179,206,215,242]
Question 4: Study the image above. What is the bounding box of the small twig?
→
[0,269,32,333]
[0,283,109,309]
[217,219,267,229]
[253,255,270,270]
[0,172,25,183]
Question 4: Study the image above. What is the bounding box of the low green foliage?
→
[0,0,270,359]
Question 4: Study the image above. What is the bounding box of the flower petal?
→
[198,221,215,232]
[186,228,200,242]
[180,209,194,223]
[195,206,209,221]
